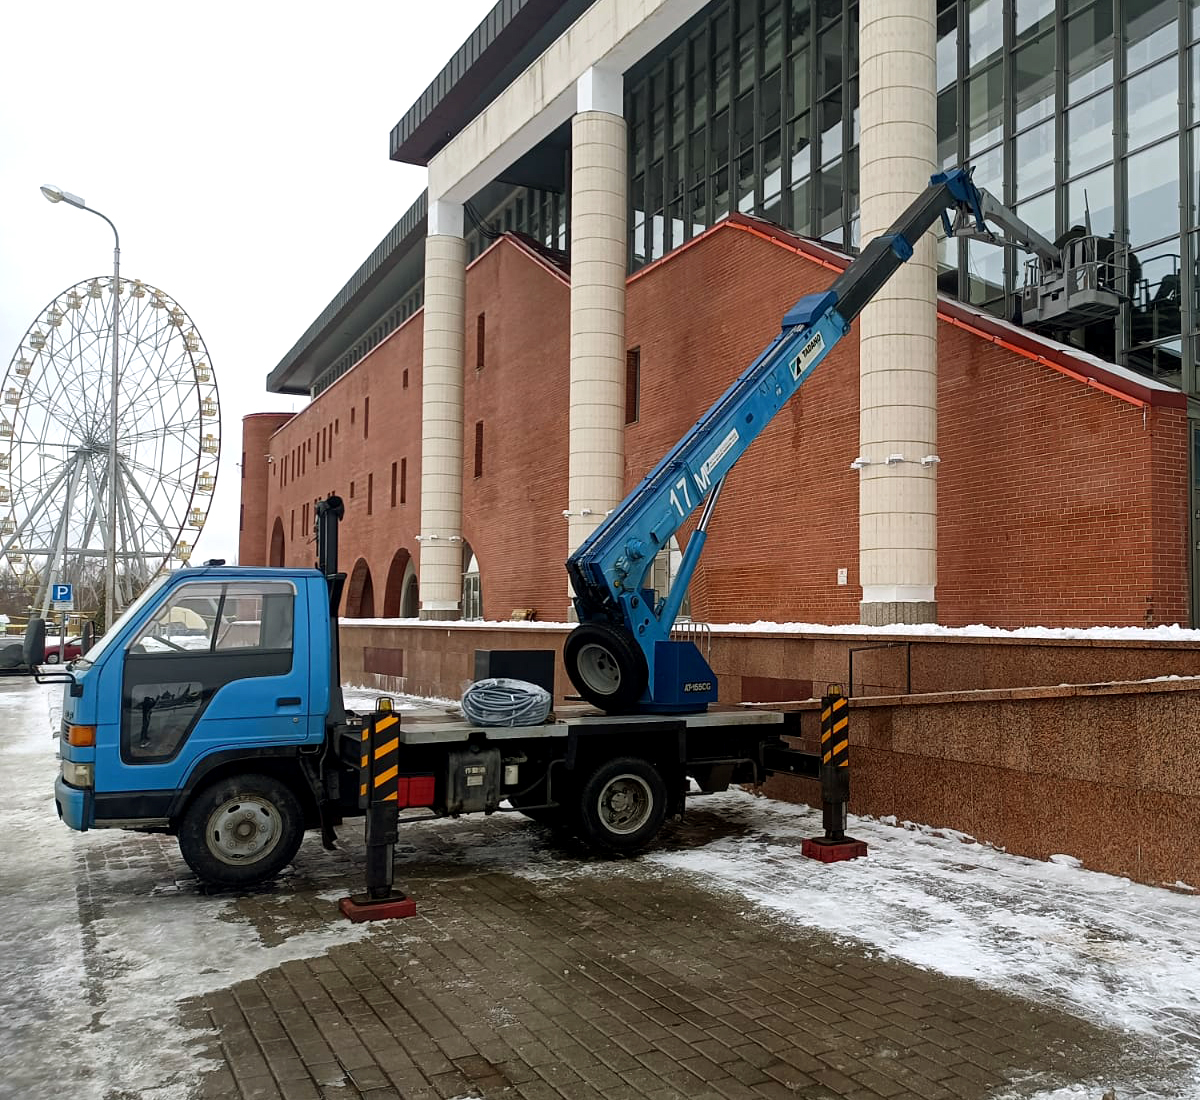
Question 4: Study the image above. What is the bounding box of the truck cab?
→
[54,563,355,885]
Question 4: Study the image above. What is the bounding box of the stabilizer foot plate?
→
[802,836,868,863]
[338,894,417,922]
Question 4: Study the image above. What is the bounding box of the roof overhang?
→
[390,0,597,167]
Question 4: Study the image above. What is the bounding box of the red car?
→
[43,636,83,664]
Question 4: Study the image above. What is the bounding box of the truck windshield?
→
[72,575,171,669]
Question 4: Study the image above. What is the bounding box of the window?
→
[477,313,486,369]
[1126,58,1178,152]
[462,554,482,620]
[626,348,641,424]
[241,451,245,479]
[1127,139,1179,247]
[391,461,397,507]
[474,421,484,479]
[400,458,407,505]
[364,397,369,439]
[1067,94,1113,177]
[1015,121,1054,199]
[124,581,297,761]
[1127,0,1177,71]
[367,472,373,516]
[1066,2,1114,105]
[1068,165,1115,238]
[402,369,409,389]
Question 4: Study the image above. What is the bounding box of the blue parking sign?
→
[51,583,73,603]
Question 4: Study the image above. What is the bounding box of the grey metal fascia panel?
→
[389,0,595,166]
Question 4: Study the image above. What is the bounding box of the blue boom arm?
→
[564,168,994,713]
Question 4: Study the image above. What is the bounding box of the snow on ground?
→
[642,791,1200,1063]
[0,678,372,1100]
[3,676,1199,1099]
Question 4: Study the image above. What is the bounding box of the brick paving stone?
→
[237,1074,285,1100]
[763,1058,819,1090]
[169,813,1181,1100]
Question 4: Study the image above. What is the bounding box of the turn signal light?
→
[67,724,96,747]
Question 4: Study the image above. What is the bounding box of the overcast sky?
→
[0,0,497,567]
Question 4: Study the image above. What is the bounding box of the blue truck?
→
[45,540,798,887]
[34,168,1109,887]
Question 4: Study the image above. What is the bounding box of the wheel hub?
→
[209,798,280,864]
[578,642,621,692]
[599,775,651,833]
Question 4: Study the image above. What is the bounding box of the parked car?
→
[43,636,82,664]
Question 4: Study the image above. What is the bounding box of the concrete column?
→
[418,200,467,621]
[566,67,628,614]
[857,0,939,626]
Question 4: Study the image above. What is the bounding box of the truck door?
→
[93,578,314,806]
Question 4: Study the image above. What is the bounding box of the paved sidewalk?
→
[79,807,1170,1100]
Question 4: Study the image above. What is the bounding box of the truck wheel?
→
[564,623,648,712]
[575,756,667,852]
[177,774,304,887]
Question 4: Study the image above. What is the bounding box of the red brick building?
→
[241,219,1188,629]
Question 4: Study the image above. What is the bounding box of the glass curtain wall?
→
[628,0,861,267]
[624,0,1200,394]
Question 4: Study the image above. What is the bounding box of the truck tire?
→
[177,773,304,887]
[564,623,648,712]
[575,756,667,853]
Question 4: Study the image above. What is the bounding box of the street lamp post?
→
[40,184,121,629]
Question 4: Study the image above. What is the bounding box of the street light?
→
[41,184,121,629]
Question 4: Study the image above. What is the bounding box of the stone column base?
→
[859,600,938,627]
[419,608,460,622]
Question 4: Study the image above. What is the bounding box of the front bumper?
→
[55,774,93,831]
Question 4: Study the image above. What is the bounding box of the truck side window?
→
[128,581,295,656]
[123,581,298,763]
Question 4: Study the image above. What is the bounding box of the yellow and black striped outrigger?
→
[819,685,851,840]
[337,706,417,921]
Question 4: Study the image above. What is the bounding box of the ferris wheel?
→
[1,276,220,618]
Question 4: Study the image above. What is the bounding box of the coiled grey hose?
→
[461,677,552,727]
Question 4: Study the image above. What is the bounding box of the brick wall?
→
[242,225,1190,627]
[461,240,571,618]
[624,222,1188,627]
[239,412,292,566]
[256,309,426,599]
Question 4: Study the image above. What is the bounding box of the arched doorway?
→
[401,572,419,617]
[382,548,413,617]
[461,541,482,620]
[345,558,375,618]
[269,518,285,566]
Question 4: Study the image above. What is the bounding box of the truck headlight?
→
[61,761,93,788]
